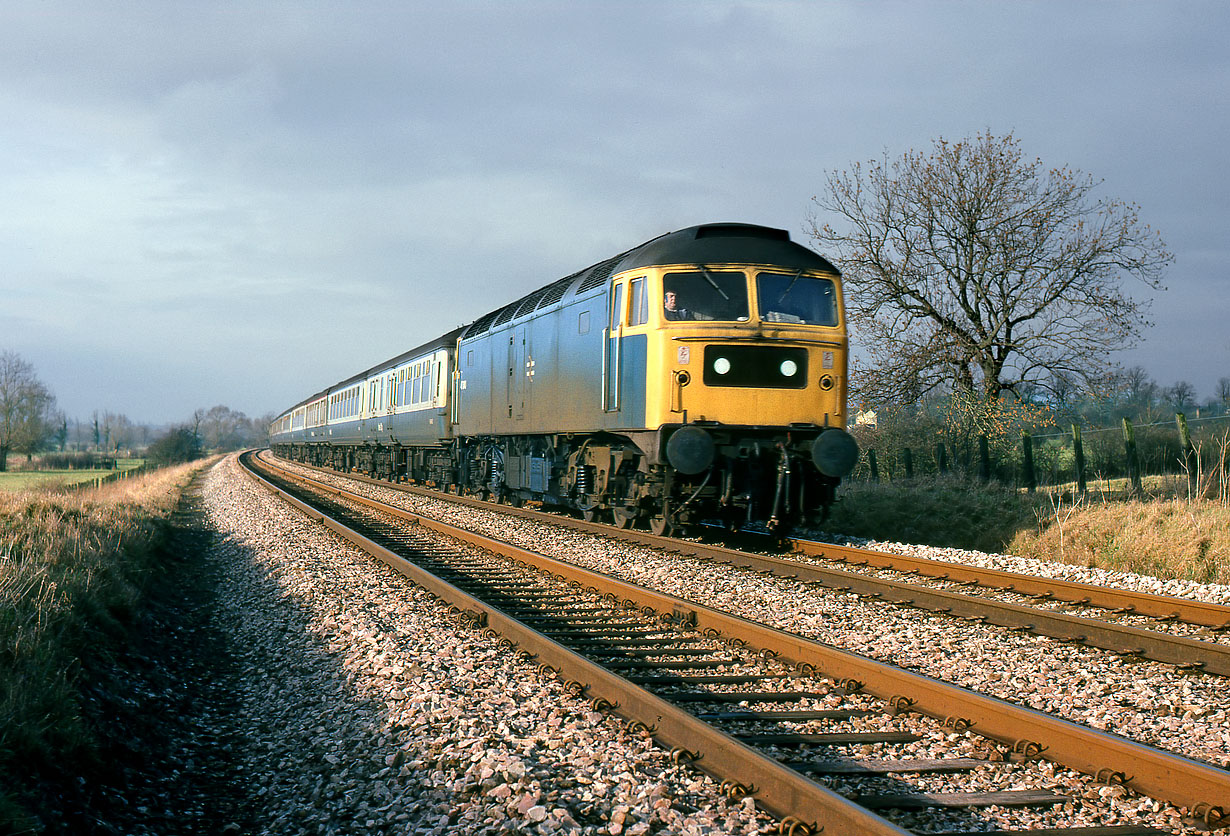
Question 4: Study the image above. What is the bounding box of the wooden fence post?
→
[903,448,914,479]
[1021,433,1036,492]
[935,443,949,474]
[978,435,990,482]
[1175,412,1197,494]
[1071,423,1087,496]
[1122,417,1143,498]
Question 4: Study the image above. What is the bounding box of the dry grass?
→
[1010,495,1230,585]
[1016,434,1230,583]
[0,460,210,832]
[832,461,1230,586]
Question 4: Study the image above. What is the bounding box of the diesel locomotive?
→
[269,222,858,534]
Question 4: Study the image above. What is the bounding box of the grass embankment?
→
[0,460,208,832]
[827,476,1230,585]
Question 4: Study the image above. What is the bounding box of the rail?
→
[245,452,1230,828]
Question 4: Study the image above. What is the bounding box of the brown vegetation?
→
[0,460,208,831]
[1010,496,1230,585]
[828,474,1229,585]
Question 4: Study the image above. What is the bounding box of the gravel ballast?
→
[171,454,775,835]
[261,454,1230,834]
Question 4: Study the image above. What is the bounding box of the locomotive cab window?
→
[756,271,838,326]
[662,271,749,322]
[629,277,648,326]
[609,282,624,328]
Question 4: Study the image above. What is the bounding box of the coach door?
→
[603,281,624,412]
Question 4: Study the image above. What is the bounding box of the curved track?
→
[243,451,1229,834]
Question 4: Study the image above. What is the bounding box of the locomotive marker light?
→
[666,425,716,475]
[713,356,732,375]
[780,359,799,377]
[812,428,859,477]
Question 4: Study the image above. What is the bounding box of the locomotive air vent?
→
[514,286,552,318]
[695,224,790,242]
[537,274,579,310]
[492,304,518,327]
[463,310,502,338]
[575,256,621,293]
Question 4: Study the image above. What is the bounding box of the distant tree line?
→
[0,350,271,471]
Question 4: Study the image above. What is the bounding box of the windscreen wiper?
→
[698,265,731,301]
[776,268,804,304]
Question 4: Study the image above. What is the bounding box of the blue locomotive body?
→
[271,223,858,532]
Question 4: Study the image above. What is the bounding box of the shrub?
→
[145,428,202,465]
[825,474,1046,553]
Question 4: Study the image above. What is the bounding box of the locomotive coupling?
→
[666,425,716,474]
[811,428,859,477]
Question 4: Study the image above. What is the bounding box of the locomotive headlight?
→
[779,359,798,377]
[713,357,731,375]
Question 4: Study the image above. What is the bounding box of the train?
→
[269,222,858,535]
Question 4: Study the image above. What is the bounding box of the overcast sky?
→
[3,1,1227,425]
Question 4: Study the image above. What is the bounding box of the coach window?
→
[629,277,648,326]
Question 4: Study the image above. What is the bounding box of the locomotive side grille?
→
[575,256,621,293]
[536,273,579,309]
[492,303,519,327]
[463,310,501,338]
[514,286,553,317]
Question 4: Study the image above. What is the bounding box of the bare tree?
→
[1050,370,1079,407]
[53,412,67,452]
[0,351,57,471]
[808,131,1173,404]
[191,408,205,445]
[1217,377,1230,407]
[101,412,135,454]
[1120,366,1153,404]
[1164,381,1197,411]
[200,405,244,451]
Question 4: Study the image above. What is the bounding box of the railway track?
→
[243,452,1229,834]
[266,453,1230,678]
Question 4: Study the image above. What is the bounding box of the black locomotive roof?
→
[460,223,837,340]
[613,223,839,274]
[277,224,838,419]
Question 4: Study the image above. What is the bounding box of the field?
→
[0,459,146,492]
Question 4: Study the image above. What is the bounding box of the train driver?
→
[663,290,693,321]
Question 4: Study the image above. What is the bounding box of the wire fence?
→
[67,462,154,492]
[852,411,1230,500]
